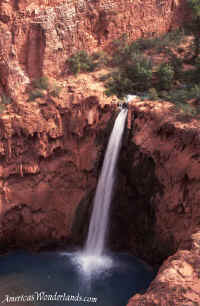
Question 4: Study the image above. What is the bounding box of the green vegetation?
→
[33,76,50,90]
[1,94,11,106]
[157,63,174,90]
[0,104,6,114]
[105,30,188,97]
[91,51,110,67]
[104,71,135,98]
[28,76,62,101]
[159,84,200,104]
[67,51,97,75]
[50,85,62,98]
[0,94,11,114]
[67,50,110,75]
[106,28,200,118]
[65,31,186,100]
[64,4,200,119]
[28,89,45,101]
[185,0,200,60]
[105,54,153,98]
[148,88,159,101]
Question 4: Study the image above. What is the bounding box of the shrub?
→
[67,51,97,75]
[28,89,45,101]
[111,34,133,66]
[124,53,153,91]
[91,51,110,67]
[121,30,184,54]
[161,48,183,79]
[185,0,200,60]
[99,72,112,82]
[0,94,11,114]
[148,88,159,100]
[1,94,11,105]
[155,30,185,51]
[182,69,197,83]
[112,33,128,52]
[0,104,6,114]
[49,85,62,97]
[33,76,50,90]
[156,63,174,90]
[161,84,200,105]
[130,37,160,51]
[190,83,200,98]
[104,72,134,98]
[104,54,153,97]
[182,59,200,83]
[112,45,131,66]
[159,88,191,103]
[175,102,197,116]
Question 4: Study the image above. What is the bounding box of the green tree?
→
[156,63,174,90]
[186,0,200,60]
[33,76,50,90]
[67,51,97,75]
[148,88,159,100]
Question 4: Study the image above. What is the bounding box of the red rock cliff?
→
[125,100,200,305]
[0,0,198,304]
[0,76,117,250]
[0,0,187,99]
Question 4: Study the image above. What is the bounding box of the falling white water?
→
[84,109,128,257]
[125,94,138,102]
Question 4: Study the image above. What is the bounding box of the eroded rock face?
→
[1,89,200,303]
[0,0,188,98]
[128,231,200,305]
[128,101,200,259]
[0,90,117,251]
[122,101,200,305]
[0,1,197,302]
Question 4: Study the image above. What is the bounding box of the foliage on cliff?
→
[59,0,200,119]
[186,0,200,60]
[103,30,200,117]
[103,31,185,98]
[0,94,11,114]
[67,51,109,75]
[28,76,62,101]
[63,26,200,119]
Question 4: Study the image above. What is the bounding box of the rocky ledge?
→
[128,231,200,305]
[126,100,200,305]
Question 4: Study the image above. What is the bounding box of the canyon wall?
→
[0,0,187,99]
[0,83,118,251]
[124,100,200,305]
[1,92,200,303]
[1,0,199,304]
[128,101,200,260]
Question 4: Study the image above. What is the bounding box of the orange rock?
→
[0,0,188,98]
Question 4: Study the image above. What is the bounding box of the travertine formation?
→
[125,100,200,305]
[0,74,117,250]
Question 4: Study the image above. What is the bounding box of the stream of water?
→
[84,109,128,257]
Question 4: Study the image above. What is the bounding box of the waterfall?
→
[84,109,128,256]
